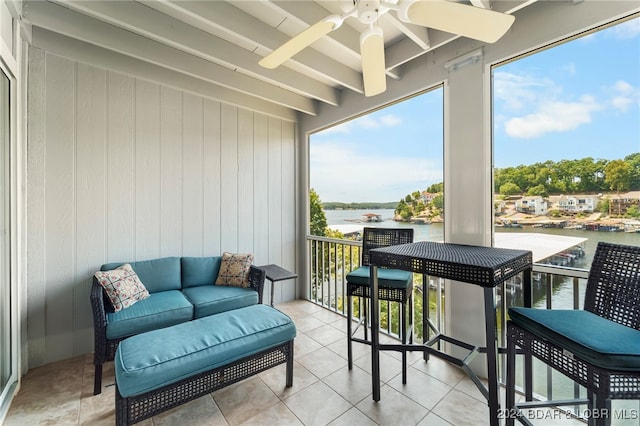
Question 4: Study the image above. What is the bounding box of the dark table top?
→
[369,241,532,288]
[256,264,298,282]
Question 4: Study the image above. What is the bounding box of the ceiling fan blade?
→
[360,26,386,97]
[259,16,341,69]
[405,0,515,44]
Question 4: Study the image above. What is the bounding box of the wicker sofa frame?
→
[91,264,266,395]
[115,339,293,425]
[506,242,640,426]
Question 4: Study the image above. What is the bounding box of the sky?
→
[310,17,640,203]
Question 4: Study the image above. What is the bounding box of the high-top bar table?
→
[369,241,532,426]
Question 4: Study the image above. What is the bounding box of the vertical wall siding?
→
[26,48,297,367]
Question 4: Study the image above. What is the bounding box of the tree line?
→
[494,153,640,196]
[323,201,398,210]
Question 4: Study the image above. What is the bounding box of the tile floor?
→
[4,300,584,426]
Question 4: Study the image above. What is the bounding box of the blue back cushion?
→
[181,257,222,288]
[101,257,181,293]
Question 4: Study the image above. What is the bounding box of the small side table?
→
[257,264,298,307]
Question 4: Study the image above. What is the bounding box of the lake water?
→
[324,208,640,271]
[325,208,639,310]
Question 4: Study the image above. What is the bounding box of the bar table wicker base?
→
[369,241,532,426]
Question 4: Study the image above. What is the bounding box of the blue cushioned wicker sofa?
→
[90,256,266,395]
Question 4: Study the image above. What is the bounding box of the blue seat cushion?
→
[102,257,181,293]
[346,266,412,289]
[114,304,296,397]
[106,290,193,339]
[509,307,640,371]
[181,256,222,288]
[181,285,258,319]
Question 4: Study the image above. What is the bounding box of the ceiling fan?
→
[259,0,515,97]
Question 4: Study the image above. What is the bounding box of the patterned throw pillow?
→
[215,252,254,287]
[94,264,150,312]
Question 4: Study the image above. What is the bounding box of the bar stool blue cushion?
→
[347,266,412,289]
[114,304,296,397]
[509,307,640,371]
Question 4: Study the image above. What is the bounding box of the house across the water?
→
[361,213,382,222]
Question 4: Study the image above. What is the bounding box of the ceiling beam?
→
[142,0,365,93]
[23,0,317,115]
[58,0,340,106]
[383,14,430,50]
[30,27,297,121]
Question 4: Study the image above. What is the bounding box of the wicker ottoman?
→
[114,304,296,425]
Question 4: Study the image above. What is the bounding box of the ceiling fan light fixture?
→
[360,26,386,97]
[357,0,382,24]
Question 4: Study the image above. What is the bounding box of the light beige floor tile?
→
[240,401,303,426]
[311,308,345,324]
[323,365,373,405]
[387,366,452,410]
[293,315,326,333]
[4,398,81,426]
[284,381,352,426]
[212,376,280,426]
[353,350,403,383]
[78,385,115,426]
[453,375,488,402]
[275,304,308,321]
[432,388,490,426]
[416,412,453,426]
[152,395,227,426]
[297,347,347,379]
[356,384,429,426]
[259,361,318,398]
[325,335,371,362]
[305,323,346,346]
[293,333,324,358]
[289,301,325,315]
[327,407,378,426]
[411,355,466,386]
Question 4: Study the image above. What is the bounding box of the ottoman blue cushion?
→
[182,285,259,319]
[114,304,296,397]
[181,256,222,288]
[106,290,193,339]
[347,266,413,289]
[102,257,181,293]
[509,307,640,371]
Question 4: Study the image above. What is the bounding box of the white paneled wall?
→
[26,48,298,367]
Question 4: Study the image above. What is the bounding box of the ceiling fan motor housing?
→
[357,0,381,24]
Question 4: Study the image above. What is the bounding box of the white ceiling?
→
[21,0,542,118]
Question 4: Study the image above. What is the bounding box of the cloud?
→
[380,114,402,127]
[504,96,602,139]
[310,142,442,202]
[496,69,638,139]
[610,18,640,40]
[493,71,558,112]
[608,80,640,112]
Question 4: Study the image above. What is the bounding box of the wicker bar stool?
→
[506,242,640,426]
[346,227,414,383]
